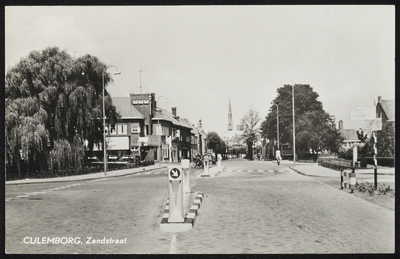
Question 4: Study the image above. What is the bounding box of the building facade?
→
[90,93,196,163]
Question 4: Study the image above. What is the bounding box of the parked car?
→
[108,156,118,162]
[120,156,134,163]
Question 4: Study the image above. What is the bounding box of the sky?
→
[5,5,395,137]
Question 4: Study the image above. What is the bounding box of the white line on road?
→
[169,233,178,254]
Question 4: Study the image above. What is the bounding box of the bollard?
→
[181,159,191,193]
[340,168,356,194]
[168,166,184,222]
[203,155,209,175]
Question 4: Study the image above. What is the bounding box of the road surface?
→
[5,159,394,254]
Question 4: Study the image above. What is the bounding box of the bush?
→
[355,181,394,196]
[355,181,375,195]
[378,183,393,195]
[338,148,353,160]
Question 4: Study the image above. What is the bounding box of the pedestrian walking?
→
[275,149,282,165]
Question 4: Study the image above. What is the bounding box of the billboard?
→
[107,136,130,150]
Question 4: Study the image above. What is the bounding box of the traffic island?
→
[159,192,204,232]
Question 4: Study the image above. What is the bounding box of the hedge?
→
[358,157,394,168]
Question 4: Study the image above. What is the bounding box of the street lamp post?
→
[156,96,169,167]
[281,79,295,164]
[292,84,296,164]
[102,65,121,176]
[273,103,279,149]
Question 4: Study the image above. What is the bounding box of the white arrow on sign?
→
[170,168,180,178]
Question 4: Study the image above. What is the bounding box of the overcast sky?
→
[5,5,395,136]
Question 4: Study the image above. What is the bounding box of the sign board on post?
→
[351,106,375,120]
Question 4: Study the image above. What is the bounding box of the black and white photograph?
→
[5,5,395,254]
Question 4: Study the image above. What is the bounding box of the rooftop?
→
[111,97,144,119]
[339,129,360,142]
[152,108,192,129]
[378,99,395,121]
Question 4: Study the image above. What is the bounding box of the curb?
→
[290,166,395,178]
[289,166,338,178]
[6,166,168,185]
[159,192,204,232]
[197,166,225,177]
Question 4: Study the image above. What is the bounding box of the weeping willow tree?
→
[5,47,119,179]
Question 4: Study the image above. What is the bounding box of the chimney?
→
[338,120,343,130]
[378,96,382,103]
[172,107,177,117]
[198,119,202,129]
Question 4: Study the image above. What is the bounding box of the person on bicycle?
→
[275,149,282,165]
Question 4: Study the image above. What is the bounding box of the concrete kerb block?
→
[159,192,204,232]
[197,166,225,177]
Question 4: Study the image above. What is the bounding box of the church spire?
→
[227,97,233,131]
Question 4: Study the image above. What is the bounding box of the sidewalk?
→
[5,162,222,185]
[290,162,394,182]
[5,163,172,185]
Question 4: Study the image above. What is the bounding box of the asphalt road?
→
[5,159,394,254]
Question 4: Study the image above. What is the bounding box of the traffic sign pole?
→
[167,166,184,223]
[372,131,378,190]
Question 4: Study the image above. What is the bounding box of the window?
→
[117,124,127,135]
[131,123,140,133]
[163,126,170,136]
[155,125,170,136]
[186,136,191,142]
[153,124,162,135]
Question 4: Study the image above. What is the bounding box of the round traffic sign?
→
[169,168,180,179]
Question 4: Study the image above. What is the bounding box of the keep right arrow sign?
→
[169,167,182,180]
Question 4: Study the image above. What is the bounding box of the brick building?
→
[91,93,196,163]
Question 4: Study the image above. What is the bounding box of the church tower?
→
[227,97,233,131]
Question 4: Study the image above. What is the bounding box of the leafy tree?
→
[376,122,395,157]
[296,111,343,154]
[5,47,119,179]
[229,146,246,158]
[356,128,368,143]
[360,121,395,158]
[240,106,260,160]
[206,132,226,160]
[261,84,341,156]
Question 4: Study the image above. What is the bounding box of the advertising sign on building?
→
[351,106,375,120]
[138,137,149,145]
[107,136,130,150]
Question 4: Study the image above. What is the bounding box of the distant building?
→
[375,96,394,124]
[222,98,245,157]
[90,93,195,163]
[227,97,233,131]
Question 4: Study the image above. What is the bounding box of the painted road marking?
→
[224,169,290,173]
